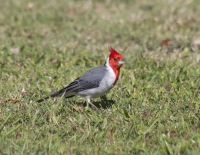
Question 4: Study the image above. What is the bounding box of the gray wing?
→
[66,65,107,92]
[50,65,107,97]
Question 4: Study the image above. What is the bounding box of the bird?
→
[37,47,125,110]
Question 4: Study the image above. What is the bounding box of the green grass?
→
[1,0,200,154]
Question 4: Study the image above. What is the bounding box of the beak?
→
[118,59,125,65]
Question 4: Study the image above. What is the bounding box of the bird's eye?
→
[113,58,118,62]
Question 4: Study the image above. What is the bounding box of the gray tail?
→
[37,88,72,103]
[37,96,50,103]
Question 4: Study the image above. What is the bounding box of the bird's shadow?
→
[74,96,115,109]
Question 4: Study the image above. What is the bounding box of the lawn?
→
[0,0,200,154]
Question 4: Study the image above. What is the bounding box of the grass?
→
[0,0,200,154]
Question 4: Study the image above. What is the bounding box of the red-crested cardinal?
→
[37,47,125,109]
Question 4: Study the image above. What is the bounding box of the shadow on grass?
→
[74,96,116,109]
[38,95,115,111]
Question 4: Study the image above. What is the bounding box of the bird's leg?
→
[86,97,100,111]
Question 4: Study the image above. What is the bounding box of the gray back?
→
[64,65,107,92]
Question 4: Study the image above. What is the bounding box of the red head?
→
[107,47,125,85]
[108,47,125,70]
